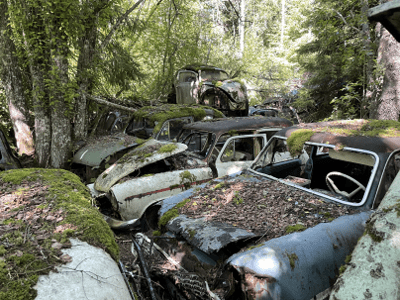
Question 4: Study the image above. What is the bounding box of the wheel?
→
[325,171,365,199]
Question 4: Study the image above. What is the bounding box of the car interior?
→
[254,138,375,203]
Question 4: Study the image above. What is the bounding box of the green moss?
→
[286,252,298,270]
[365,218,384,243]
[158,209,179,228]
[132,104,224,135]
[286,129,315,156]
[152,230,161,236]
[158,144,177,153]
[247,244,263,251]
[189,230,196,239]
[0,169,121,300]
[212,182,225,190]
[339,264,347,274]
[169,184,179,190]
[179,171,197,190]
[233,191,244,205]
[324,212,331,217]
[158,198,191,229]
[227,130,238,136]
[285,224,306,233]
[345,254,352,264]
[327,217,335,222]
[0,245,6,255]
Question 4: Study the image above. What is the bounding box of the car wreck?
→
[89,117,292,223]
[72,104,224,182]
[140,119,400,300]
[168,64,249,117]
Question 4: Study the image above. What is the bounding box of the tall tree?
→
[2,0,145,167]
[370,21,400,120]
[0,0,34,156]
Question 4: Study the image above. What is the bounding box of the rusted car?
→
[147,119,400,300]
[168,64,249,117]
[72,104,224,181]
[0,128,21,170]
[88,117,292,222]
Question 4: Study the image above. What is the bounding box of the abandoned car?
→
[168,64,249,117]
[144,119,400,300]
[0,128,21,170]
[89,117,292,222]
[72,104,224,181]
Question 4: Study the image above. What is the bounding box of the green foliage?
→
[293,0,380,121]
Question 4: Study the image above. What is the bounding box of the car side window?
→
[221,137,264,162]
[158,118,192,141]
[373,152,400,208]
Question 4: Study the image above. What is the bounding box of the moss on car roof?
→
[0,168,119,300]
[132,104,225,134]
[282,119,400,155]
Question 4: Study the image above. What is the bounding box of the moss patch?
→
[158,144,177,154]
[0,168,119,300]
[286,252,298,270]
[285,224,307,233]
[287,129,315,156]
[179,171,197,190]
[158,198,191,229]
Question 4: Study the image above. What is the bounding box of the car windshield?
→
[200,70,229,81]
[178,130,216,159]
[250,136,377,206]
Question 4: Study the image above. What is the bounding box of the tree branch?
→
[333,9,360,32]
[101,0,146,50]
[86,95,137,112]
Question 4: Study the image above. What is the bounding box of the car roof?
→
[275,119,400,154]
[368,1,400,43]
[179,64,227,73]
[182,117,293,134]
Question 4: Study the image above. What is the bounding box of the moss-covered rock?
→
[0,168,119,300]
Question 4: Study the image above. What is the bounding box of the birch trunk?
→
[0,0,34,156]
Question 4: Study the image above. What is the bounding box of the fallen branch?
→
[86,95,137,112]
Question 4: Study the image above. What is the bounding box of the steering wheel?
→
[325,171,366,199]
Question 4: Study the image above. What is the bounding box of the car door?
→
[215,134,267,176]
[175,70,198,104]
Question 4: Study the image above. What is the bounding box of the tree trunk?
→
[239,0,246,59]
[74,21,98,141]
[329,171,400,300]
[30,64,52,168]
[0,0,34,156]
[361,0,374,119]
[280,0,285,49]
[370,22,400,120]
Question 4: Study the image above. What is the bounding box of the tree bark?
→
[0,0,35,156]
[370,22,400,120]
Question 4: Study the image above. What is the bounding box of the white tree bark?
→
[329,172,400,300]
[239,0,246,59]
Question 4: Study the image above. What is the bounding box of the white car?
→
[88,117,292,222]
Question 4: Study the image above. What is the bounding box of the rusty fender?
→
[226,211,372,300]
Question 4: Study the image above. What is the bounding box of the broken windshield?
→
[200,70,229,81]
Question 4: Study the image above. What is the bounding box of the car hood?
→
[72,133,140,167]
[94,139,188,192]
